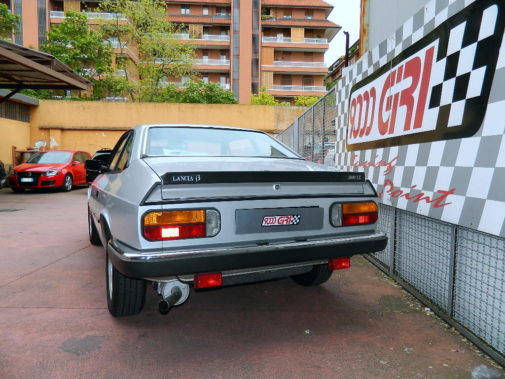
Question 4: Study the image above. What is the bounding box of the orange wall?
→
[21,0,39,49]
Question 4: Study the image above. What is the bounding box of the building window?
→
[202,76,209,83]
[303,76,314,86]
[202,50,209,61]
[216,7,227,16]
[181,5,190,15]
[305,10,313,19]
[281,76,292,85]
[203,6,209,15]
[283,9,292,19]
[220,50,227,61]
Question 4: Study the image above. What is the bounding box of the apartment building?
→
[7,0,340,104]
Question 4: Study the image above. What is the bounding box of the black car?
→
[86,149,112,182]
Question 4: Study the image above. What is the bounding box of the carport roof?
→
[0,40,90,91]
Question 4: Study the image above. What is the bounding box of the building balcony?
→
[262,61,327,74]
[49,11,127,21]
[168,14,231,24]
[194,58,230,65]
[262,36,328,44]
[267,85,327,97]
[161,81,230,90]
[173,33,230,42]
[270,85,326,92]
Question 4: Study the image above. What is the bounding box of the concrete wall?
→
[0,118,31,166]
[29,101,305,155]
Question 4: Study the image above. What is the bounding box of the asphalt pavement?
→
[0,187,503,379]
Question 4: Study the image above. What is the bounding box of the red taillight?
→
[143,209,220,241]
[329,257,351,270]
[194,272,223,289]
[143,224,206,241]
[340,201,378,226]
[342,213,379,226]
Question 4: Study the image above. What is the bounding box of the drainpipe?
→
[344,31,350,67]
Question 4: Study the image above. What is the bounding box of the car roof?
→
[133,124,266,134]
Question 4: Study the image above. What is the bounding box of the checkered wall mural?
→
[334,0,505,237]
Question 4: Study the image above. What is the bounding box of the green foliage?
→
[294,95,320,107]
[251,87,289,106]
[100,0,196,101]
[42,11,114,99]
[19,89,53,99]
[0,3,19,40]
[147,80,237,104]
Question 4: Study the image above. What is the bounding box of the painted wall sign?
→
[334,0,505,237]
[348,0,504,151]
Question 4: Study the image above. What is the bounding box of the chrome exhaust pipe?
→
[157,279,190,315]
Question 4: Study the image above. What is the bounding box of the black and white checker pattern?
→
[333,0,505,238]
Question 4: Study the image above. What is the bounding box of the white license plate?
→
[20,178,34,183]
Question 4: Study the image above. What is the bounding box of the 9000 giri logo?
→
[262,215,301,227]
[347,0,505,151]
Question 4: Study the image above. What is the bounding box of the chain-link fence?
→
[277,89,505,366]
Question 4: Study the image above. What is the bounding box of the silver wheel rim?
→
[65,176,72,191]
[107,256,113,300]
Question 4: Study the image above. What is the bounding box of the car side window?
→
[73,152,82,163]
[76,152,86,164]
[116,135,133,171]
[109,134,130,171]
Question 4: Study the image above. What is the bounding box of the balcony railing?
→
[160,81,230,89]
[262,36,328,44]
[173,33,230,41]
[168,13,231,20]
[269,85,327,92]
[50,11,127,20]
[106,39,128,49]
[271,61,326,68]
[194,58,230,65]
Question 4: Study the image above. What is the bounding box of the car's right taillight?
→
[330,201,378,227]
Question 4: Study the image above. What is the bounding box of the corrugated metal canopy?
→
[0,40,90,90]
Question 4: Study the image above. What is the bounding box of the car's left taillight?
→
[143,209,221,241]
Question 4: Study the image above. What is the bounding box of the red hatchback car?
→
[8,150,91,193]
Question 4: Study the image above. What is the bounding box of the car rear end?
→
[108,168,387,283]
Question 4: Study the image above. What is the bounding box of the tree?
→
[0,4,19,40]
[146,80,237,104]
[294,95,320,107]
[42,11,115,99]
[177,81,237,104]
[100,0,196,101]
[251,87,289,106]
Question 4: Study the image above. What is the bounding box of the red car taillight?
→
[143,209,220,241]
[330,201,378,227]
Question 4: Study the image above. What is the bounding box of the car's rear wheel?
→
[88,208,101,246]
[62,174,73,192]
[106,252,146,317]
[11,187,24,193]
[290,264,332,286]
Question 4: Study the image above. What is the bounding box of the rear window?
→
[146,127,299,158]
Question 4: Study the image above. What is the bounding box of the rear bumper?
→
[108,232,388,278]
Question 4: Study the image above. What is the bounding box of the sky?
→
[324,0,361,66]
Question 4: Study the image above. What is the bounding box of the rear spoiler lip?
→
[162,171,366,185]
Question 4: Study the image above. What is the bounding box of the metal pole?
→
[344,31,350,67]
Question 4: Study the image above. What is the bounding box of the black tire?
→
[11,187,24,193]
[62,174,73,192]
[290,264,333,286]
[106,252,146,317]
[88,208,101,246]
